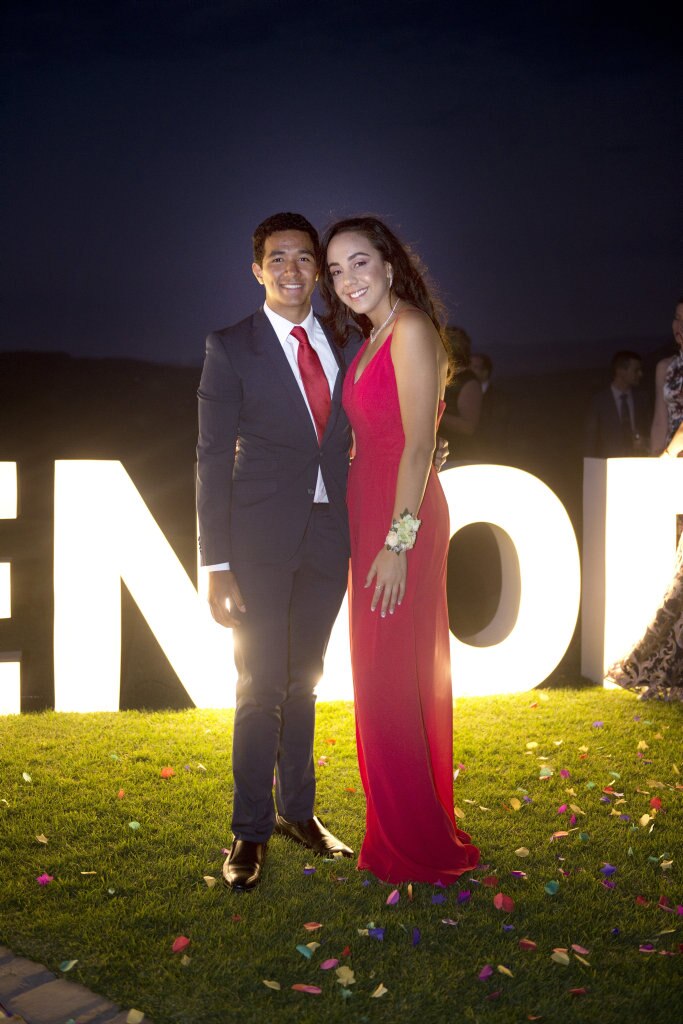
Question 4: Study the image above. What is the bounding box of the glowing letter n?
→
[54,460,232,712]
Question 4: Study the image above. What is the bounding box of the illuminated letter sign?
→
[441,465,581,697]
[53,461,232,712]
[582,457,683,680]
[0,462,20,714]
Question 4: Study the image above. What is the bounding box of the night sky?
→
[2,1,679,374]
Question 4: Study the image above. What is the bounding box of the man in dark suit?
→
[584,350,650,458]
[197,212,355,890]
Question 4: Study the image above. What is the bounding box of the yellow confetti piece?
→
[80,871,97,875]
[335,965,356,987]
[574,954,591,967]
[566,788,577,797]
[203,876,217,888]
[526,741,539,750]
[578,745,589,752]
[126,1012,145,1024]
[454,806,465,819]
[637,740,649,751]
[569,804,585,815]
[479,805,491,811]
[639,814,652,827]
[497,965,514,977]
[515,847,530,857]
[509,797,522,811]
[551,951,570,966]
[554,740,563,746]
[306,942,321,953]
[673,764,680,774]
[35,834,48,845]
[539,693,550,701]
[661,860,673,871]
[262,979,281,991]
[180,955,191,967]
[370,983,388,998]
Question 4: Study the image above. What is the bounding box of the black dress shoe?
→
[222,839,267,891]
[274,814,354,857]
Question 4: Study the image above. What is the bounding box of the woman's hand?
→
[366,547,407,617]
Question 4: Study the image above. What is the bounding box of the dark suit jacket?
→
[197,308,355,566]
[584,386,650,458]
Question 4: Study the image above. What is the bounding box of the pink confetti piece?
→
[635,895,650,906]
[385,889,400,906]
[486,990,502,1001]
[303,922,323,931]
[557,804,568,814]
[457,890,471,904]
[658,896,674,912]
[482,875,498,887]
[569,987,588,996]
[291,984,322,995]
[441,918,458,926]
[560,769,571,778]
[172,936,191,954]
[36,873,53,886]
[493,893,515,912]
[478,964,494,980]
[160,766,175,778]
[317,757,328,766]
[320,959,339,970]
[519,938,537,951]
[117,789,125,799]
[571,944,590,955]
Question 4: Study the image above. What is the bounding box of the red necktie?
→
[291,325,331,444]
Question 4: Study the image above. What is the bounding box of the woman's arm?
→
[650,357,672,455]
[440,378,482,436]
[364,310,446,616]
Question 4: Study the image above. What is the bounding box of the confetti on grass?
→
[172,936,191,954]
[291,984,322,995]
[262,980,281,990]
[36,873,53,886]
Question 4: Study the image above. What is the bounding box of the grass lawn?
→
[0,689,681,1024]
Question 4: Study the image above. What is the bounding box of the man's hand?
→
[434,435,449,472]
[208,570,246,628]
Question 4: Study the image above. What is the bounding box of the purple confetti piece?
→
[368,928,385,941]
[592,720,604,728]
[601,880,616,889]
[478,964,494,980]
[560,769,571,778]
[600,796,612,804]
[611,927,620,936]
[523,795,533,803]
[303,866,316,876]
[431,893,446,905]
[412,927,421,947]
[601,864,617,876]
[502,924,515,932]
[457,890,471,904]
[510,870,526,879]
[619,814,631,822]
[385,889,400,906]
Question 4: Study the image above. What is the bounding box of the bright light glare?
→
[0,563,10,618]
[582,458,683,680]
[441,465,581,697]
[0,658,20,715]
[0,463,19,709]
[54,461,232,712]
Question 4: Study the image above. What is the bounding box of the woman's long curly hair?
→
[319,216,452,373]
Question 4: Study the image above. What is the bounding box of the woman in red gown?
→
[320,217,479,883]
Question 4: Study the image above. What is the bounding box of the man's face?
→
[470,355,489,383]
[252,230,318,322]
[623,359,643,389]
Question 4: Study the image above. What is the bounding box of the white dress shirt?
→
[205,303,338,573]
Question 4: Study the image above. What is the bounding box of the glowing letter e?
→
[54,461,231,712]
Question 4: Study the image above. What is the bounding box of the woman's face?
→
[673,304,683,350]
[326,231,392,319]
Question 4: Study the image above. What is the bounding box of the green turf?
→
[0,690,681,1024]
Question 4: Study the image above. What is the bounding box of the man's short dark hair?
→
[472,352,493,376]
[252,212,320,266]
[611,350,642,376]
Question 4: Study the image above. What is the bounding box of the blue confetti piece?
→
[412,927,421,946]
[368,928,385,941]
[431,893,446,905]
[296,944,313,959]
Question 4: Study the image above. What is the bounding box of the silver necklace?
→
[369,297,400,344]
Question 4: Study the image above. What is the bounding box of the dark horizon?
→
[2,2,679,370]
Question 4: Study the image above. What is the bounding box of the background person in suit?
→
[196,212,355,891]
[584,350,649,458]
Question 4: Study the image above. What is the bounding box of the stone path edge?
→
[0,946,152,1024]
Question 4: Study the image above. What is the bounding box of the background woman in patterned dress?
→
[606,299,683,700]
